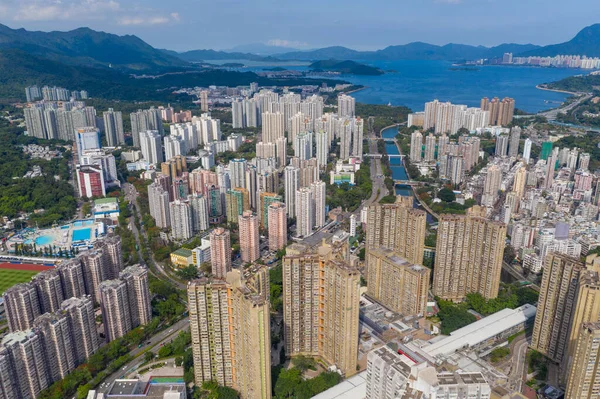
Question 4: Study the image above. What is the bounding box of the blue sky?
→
[0,0,598,51]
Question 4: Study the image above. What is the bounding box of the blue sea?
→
[239,59,587,113]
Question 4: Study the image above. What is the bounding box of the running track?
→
[0,263,54,271]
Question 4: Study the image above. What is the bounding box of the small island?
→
[309,59,384,75]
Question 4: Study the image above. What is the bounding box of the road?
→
[363,128,389,208]
[538,93,592,121]
[122,182,187,290]
[96,318,190,393]
[508,335,530,393]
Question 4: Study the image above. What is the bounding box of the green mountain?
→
[518,24,600,57]
[0,24,187,71]
[0,48,347,102]
[309,59,384,75]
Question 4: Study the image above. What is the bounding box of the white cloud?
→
[267,39,309,48]
[13,0,120,21]
[117,14,179,26]
[5,0,179,25]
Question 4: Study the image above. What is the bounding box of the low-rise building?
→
[93,197,120,221]
[170,248,194,267]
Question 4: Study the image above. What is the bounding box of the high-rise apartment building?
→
[148,182,171,228]
[495,134,509,157]
[3,283,41,332]
[366,196,426,265]
[433,208,506,301]
[99,265,151,342]
[261,112,285,144]
[103,108,125,146]
[481,97,515,126]
[410,131,423,162]
[239,211,260,263]
[531,253,585,363]
[481,165,502,207]
[366,248,430,316]
[31,270,64,314]
[283,243,361,377]
[57,259,86,299]
[338,94,356,117]
[188,269,271,399]
[120,264,152,328]
[508,127,521,158]
[200,90,209,112]
[565,322,600,399]
[130,108,163,147]
[284,166,300,217]
[99,279,132,342]
[60,295,99,364]
[139,130,164,165]
[32,312,76,381]
[295,187,314,237]
[424,134,436,162]
[523,138,532,163]
[0,330,49,398]
[210,228,232,278]
[169,200,193,241]
[225,187,250,224]
[268,202,287,251]
[311,180,327,229]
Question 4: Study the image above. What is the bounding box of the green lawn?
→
[0,269,39,295]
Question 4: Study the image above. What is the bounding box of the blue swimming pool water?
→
[72,228,91,242]
[61,225,70,230]
[25,235,54,246]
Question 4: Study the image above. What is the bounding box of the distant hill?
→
[225,43,303,55]
[519,24,600,57]
[276,43,541,61]
[173,49,278,62]
[0,24,187,72]
[309,59,384,75]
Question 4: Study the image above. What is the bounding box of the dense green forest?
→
[0,111,76,226]
[545,74,600,93]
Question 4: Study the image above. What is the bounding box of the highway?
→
[96,317,190,393]
[538,93,592,121]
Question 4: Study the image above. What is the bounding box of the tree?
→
[437,187,456,203]
[503,245,516,265]
[144,351,155,363]
[176,264,199,280]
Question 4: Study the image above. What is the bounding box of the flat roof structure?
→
[423,304,536,357]
[310,371,367,399]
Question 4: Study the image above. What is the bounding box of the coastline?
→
[345,86,367,96]
[535,84,578,95]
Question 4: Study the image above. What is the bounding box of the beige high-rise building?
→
[3,283,41,332]
[268,202,287,251]
[80,249,108,303]
[60,295,99,364]
[366,248,430,316]
[282,242,361,377]
[188,268,271,399]
[31,270,64,314]
[565,322,600,399]
[120,264,153,327]
[366,196,426,265]
[239,211,260,263]
[210,228,232,278]
[99,279,132,342]
[32,312,76,381]
[432,208,506,301]
[57,259,86,299]
[0,330,49,398]
[531,253,585,363]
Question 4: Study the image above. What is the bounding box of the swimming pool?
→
[24,235,54,246]
[72,228,91,242]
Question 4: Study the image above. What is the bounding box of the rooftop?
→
[310,371,367,399]
[94,197,118,205]
[106,378,186,399]
[172,248,193,257]
[423,304,537,357]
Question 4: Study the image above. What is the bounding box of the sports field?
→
[0,269,39,294]
[0,263,50,295]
